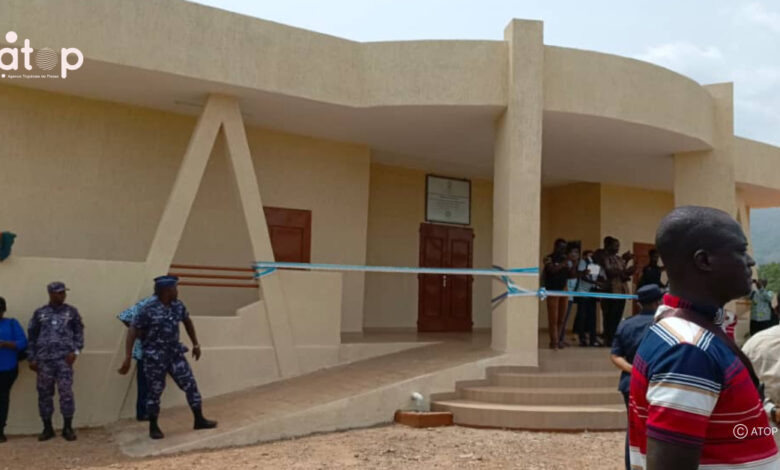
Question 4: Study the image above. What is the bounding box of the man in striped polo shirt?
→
[629,206,778,469]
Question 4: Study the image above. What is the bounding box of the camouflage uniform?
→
[131,297,202,416]
[27,303,84,419]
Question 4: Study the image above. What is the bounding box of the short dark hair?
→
[649,249,658,257]
[604,236,617,246]
[566,243,580,254]
[555,238,566,246]
[0,297,5,313]
[655,206,737,268]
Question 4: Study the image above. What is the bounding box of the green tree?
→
[758,263,780,294]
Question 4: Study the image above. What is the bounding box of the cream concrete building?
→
[1,0,779,436]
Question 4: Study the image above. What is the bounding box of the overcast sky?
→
[191,0,779,147]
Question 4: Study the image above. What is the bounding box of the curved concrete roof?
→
[544,46,715,147]
[2,0,779,197]
[0,1,716,130]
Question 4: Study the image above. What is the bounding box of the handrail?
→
[170,264,254,273]
[168,272,254,281]
[177,281,257,289]
[168,264,257,288]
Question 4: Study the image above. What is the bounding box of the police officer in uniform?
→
[118,276,216,439]
[28,282,84,442]
[610,284,664,470]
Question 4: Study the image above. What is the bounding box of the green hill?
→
[751,207,780,265]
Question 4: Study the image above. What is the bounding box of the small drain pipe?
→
[410,392,427,412]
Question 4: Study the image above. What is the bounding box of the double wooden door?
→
[418,223,474,332]
[632,242,655,313]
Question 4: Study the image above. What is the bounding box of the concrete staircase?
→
[431,348,627,431]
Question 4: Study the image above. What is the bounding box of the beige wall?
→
[0,85,189,261]
[599,184,674,253]
[540,183,602,254]
[363,163,493,330]
[248,127,370,331]
[0,85,370,327]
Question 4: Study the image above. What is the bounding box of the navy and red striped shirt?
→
[628,294,778,469]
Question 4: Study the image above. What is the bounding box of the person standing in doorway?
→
[610,284,663,470]
[543,239,572,350]
[28,282,84,442]
[599,237,635,346]
[750,279,775,336]
[0,297,27,443]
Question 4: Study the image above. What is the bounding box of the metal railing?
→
[169,264,257,289]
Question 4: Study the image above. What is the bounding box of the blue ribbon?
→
[254,261,538,278]
[495,288,637,302]
[253,261,637,303]
[255,267,277,278]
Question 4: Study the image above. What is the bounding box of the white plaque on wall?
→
[426,175,471,225]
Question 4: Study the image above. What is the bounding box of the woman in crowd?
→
[0,296,27,442]
[560,243,581,346]
[543,239,575,350]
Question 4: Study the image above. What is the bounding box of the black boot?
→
[38,419,55,442]
[0,427,6,443]
[149,415,164,440]
[192,407,217,430]
[62,417,77,441]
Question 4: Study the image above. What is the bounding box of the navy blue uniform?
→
[611,309,655,470]
[131,298,202,416]
[28,303,84,419]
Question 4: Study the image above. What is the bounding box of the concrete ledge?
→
[394,411,453,428]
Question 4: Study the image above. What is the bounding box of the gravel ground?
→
[1,425,624,470]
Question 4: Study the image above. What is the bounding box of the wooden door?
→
[263,207,311,263]
[418,223,473,332]
[632,242,655,313]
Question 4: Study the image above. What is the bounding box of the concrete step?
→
[488,359,614,375]
[458,386,623,406]
[538,358,615,373]
[490,371,617,389]
[431,399,627,431]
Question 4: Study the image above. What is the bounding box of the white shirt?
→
[743,326,780,446]
[576,258,598,292]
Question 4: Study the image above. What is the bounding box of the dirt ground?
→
[1,425,625,470]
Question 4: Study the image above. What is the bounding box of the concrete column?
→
[492,20,544,358]
[736,191,753,257]
[673,83,736,216]
[733,191,753,345]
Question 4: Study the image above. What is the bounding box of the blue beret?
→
[154,275,179,289]
[47,281,69,293]
[637,284,664,304]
